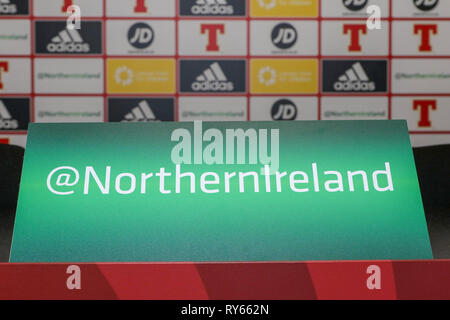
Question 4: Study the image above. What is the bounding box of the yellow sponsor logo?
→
[250,0,318,17]
[251,59,318,94]
[107,59,175,94]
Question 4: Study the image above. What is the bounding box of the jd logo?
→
[271,99,297,120]
[128,23,154,49]
[343,0,368,11]
[413,0,439,11]
[271,23,297,50]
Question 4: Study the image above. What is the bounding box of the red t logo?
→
[414,24,438,52]
[0,61,9,90]
[62,0,73,13]
[134,0,147,13]
[201,24,225,52]
[413,100,437,127]
[343,24,367,52]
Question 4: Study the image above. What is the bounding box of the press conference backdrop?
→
[1,0,450,148]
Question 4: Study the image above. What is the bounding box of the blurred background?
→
[0,0,450,149]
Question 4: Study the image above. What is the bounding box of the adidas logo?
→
[0,100,18,129]
[333,62,376,92]
[47,28,90,53]
[192,62,234,92]
[122,100,158,122]
[191,0,234,15]
[0,0,17,14]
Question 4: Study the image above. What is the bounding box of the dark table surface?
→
[0,209,14,262]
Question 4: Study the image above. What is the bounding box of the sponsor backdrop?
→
[0,0,450,148]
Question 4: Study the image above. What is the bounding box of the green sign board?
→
[10,121,432,262]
